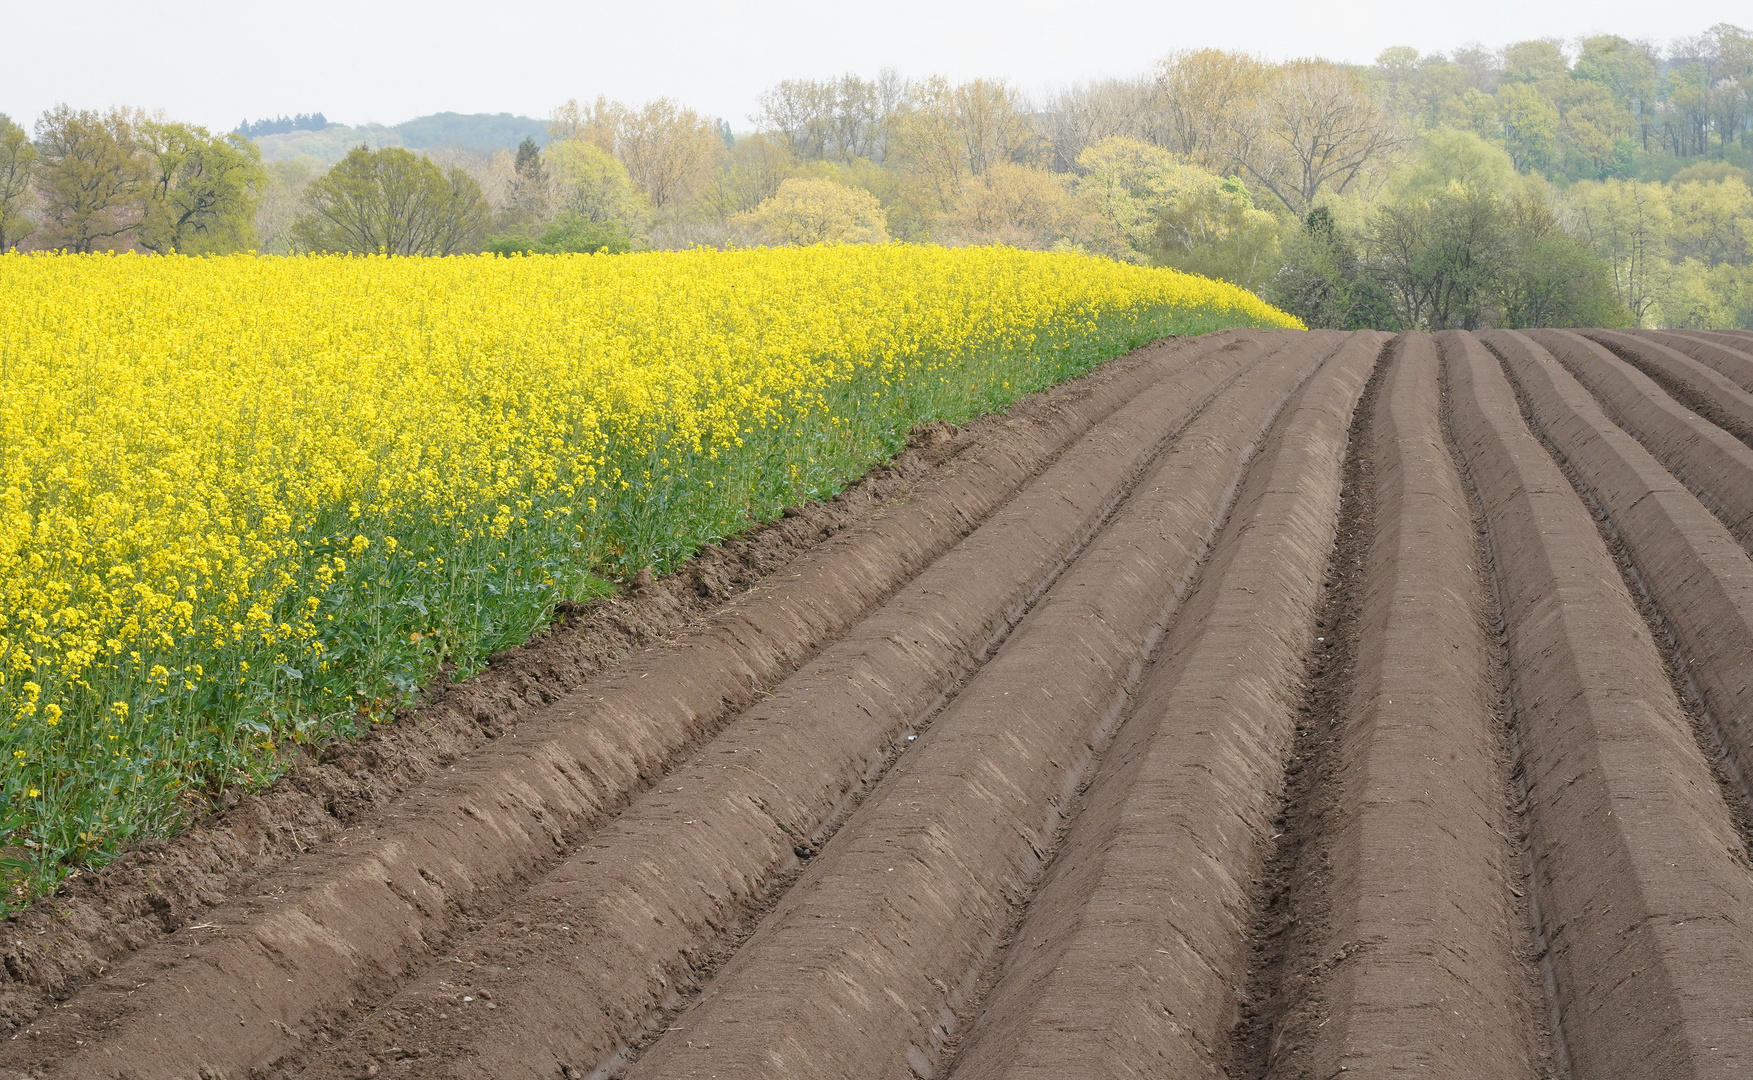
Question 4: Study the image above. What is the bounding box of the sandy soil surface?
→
[5,328,1753,1080]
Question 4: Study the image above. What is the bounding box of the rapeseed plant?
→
[0,244,1298,904]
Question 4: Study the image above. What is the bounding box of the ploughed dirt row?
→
[8,328,1753,1080]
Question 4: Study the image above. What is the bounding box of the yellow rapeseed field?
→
[0,244,1298,901]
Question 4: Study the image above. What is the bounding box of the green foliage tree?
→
[1502,41,1569,86]
[135,121,265,254]
[1072,136,1280,284]
[1555,81,1636,179]
[1368,177,1510,328]
[1573,35,1660,149]
[1668,177,1753,265]
[1496,82,1559,173]
[1498,225,1632,327]
[1075,137,1187,255]
[32,105,145,252]
[1563,179,1674,325]
[1266,207,1395,329]
[292,146,489,255]
[0,113,35,251]
[695,133,805,221]
[1270,130,1628,329]
[545,138,646,232]
[1145,173,1280,291]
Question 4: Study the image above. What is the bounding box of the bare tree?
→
[1232,62,1401,216]
[889,78,1042,211]
[754,71,907,163]
[1155,50,1265,172]
[755,79,835,160]
[1038,78,1158,172]
[553,97,722,212]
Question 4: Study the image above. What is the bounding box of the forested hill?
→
[248,112,549,164]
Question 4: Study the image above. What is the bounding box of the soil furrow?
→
[1583,330,1753,450]
[1526,330,1753,551]
[1445,330,1753,1079]
[1629,331,1753,394]
[25,326,1753,1080]
[1486,329,1753,810]
[1219,335,1389,1080]
[925,331,1382,1080]
[0,333,1228,1037]
[0,333,1269,1080]
[1228,333,1549,1079]
[619,332,1362,1080]
[270,333,1303,1080]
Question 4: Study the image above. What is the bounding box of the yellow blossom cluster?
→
[0,244,1297,897]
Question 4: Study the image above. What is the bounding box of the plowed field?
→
[6,327,1753,1080]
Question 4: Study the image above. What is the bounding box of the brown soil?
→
[1585,329,1753,450]
[1454,330,1753,1078]
[1532,330,1753,552]
[1638,330,1753,393]
[1224,333,1550,1080]
[1495,329,1753,804]
[10,328,1753,1080]
[1683,330,1753,358]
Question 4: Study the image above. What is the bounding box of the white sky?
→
[2,0,1747,132]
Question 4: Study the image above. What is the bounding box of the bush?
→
[485,212,633,255]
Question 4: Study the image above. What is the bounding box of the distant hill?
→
[394,113,550,154]
[251,112,550,166]
[254,124,402,165]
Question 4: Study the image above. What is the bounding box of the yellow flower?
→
[0,245,1295,888]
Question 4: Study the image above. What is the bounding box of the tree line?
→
[1,23,1750,328]
[0,107,264,254]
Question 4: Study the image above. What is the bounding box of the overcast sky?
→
[2,0,1747,132]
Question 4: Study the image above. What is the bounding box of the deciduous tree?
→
[1154,50,1262,173]
[888,78,1040,212]
[551,97,723,211]
[1563,178,1673,325]
[1232,61,1400,217]
[134,121,264,254]
[735,177,887,245]
[1073,136,1280,283]
[935,162,1087,249]
[756,72,906,163]
[545,138,646,234]
[33,105,145,252]
[1668,177,1753,266]
[1037,78,1158,172]
[1496,82,1559,173]
[1573,35,1659,149]
[0,113,34,251]
[291,146,488,255]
